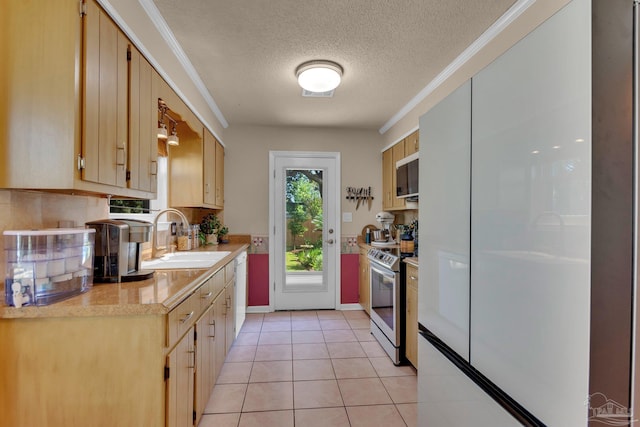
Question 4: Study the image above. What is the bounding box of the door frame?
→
[269,151,341,312]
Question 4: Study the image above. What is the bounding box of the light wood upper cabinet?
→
[0,0,82,190]
[170,126,224,209]
[82,0,128,188]
[215,140,225,207]
[382,131,419,210]
[405,130,420,156]
[128,45,159,193]
[1,0,156,198]
[203,129,216,206]
[382,140,406,210]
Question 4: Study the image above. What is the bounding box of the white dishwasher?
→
[234,251,247,338]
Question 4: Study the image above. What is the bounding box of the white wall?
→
[222,125,384,236]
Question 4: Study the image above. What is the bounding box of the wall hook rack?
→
[345,186,373,210]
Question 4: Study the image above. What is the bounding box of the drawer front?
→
[198,276,216,313]
[212,269,225,297]
[167,291,198,348]
[224,262,235,285]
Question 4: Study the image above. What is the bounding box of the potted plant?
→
[217,225,229,244]
[200,213,221,245]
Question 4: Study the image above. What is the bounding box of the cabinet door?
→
[169,124,204,207]
[225,284,235,354]
[391,141,406,209]
[405,131,419,156]
[195,304,216,427]
[358,250,370,314]
[1,0,80,189]
[215,140,225,207]
[166,329,195,427]
[382,148,393,210]
[214,293,227,380]
[128,45,158,193]
[405,265,418,368]
[203,129,216,206]
[82,0,127,188]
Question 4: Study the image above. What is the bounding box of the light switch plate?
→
[342,212,353,223]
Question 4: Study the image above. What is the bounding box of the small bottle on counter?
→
[177,223,189,251]
[365,228,371,244]
[192,225,200,249]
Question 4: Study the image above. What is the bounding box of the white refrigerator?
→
[417,0,637,425]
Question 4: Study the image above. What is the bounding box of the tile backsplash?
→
[0,190,109,284]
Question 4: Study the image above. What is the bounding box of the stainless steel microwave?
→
[396,152,419,199]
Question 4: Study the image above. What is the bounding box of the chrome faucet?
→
[151,208,190,258]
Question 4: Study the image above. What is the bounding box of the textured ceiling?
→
[152,0,516,130]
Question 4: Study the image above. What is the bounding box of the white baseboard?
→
[247,304,364,313]
[338,303,364,311]
[246,305,271,313]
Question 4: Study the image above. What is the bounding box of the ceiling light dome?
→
[296,60,343,93]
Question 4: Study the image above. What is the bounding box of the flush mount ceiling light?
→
[296,60,343,93]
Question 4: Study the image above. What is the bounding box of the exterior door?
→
[270,152,340,310]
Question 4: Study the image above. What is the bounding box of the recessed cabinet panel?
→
[470,1,590,425]
[358,247,370,314]
[215,140,225,207]
[418,80,471,360]
[128,45,158,193]
[405,130,419,156]
[83,2,127,187]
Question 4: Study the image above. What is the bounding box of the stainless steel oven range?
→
[368,247,405,365]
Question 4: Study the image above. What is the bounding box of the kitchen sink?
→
[141,251,231,270]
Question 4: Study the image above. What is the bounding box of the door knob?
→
[328,228,334,234]
[326,239,334,244]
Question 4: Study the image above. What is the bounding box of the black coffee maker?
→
[85,219,154,283]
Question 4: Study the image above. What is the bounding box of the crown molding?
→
[378,0,537,135]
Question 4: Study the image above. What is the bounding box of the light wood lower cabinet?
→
[166,326,195,427]
[167,266,236,427]
[0,256,244,427]
[194,302,217,427]
[224,262,236,352]
[359,247,370,314]
[405,263,419,368]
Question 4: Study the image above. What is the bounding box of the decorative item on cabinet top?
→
[346,186,373,210]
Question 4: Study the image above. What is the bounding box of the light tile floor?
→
[199,310,417,427]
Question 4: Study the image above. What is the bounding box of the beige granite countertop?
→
[0,244,248,319]
[403,257,419,267]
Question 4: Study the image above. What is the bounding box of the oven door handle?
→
[370,263,397,280]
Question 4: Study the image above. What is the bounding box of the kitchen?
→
[1,0,639,426]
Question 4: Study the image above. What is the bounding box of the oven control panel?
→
[367,248,400,271]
